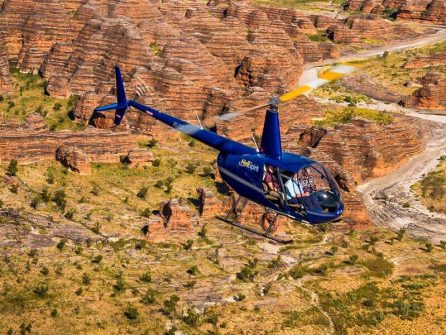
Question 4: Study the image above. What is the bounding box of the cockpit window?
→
[262,163,341,215]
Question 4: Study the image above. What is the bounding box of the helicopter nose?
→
[315,190,340,211]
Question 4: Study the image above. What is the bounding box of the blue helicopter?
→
[95,66,352,243]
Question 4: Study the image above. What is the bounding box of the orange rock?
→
[55,145,91,175]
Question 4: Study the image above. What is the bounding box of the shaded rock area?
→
[0,208,100,250]
[56,145,91,175]
[403,72,446,110]
[340,73,405,104]
[0,113,137,164]
[344,0,446,24]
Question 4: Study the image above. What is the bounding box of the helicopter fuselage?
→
[217,151,344,224]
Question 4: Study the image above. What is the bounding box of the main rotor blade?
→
[279,63,358,102]
[217,63,359,121]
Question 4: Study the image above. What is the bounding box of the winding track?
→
[300,27,446,241]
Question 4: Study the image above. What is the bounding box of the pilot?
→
[286,172,320,211]
[264,165,283,204]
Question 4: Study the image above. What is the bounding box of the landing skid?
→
[216,216,293,244]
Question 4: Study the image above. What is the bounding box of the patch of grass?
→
[313,107,394,127]
[411,159,446,213]
[2,68,82,130]
[361,257,394,278]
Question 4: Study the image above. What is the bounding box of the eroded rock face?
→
[126,148,154,168]
[197,188,223,219]
[56,145,91,175]
[327,14,419,45]
[0,32,12,92]
[404,72,446,110]
[344,0,446,24]
[1,0,424,132]
[340,73,404,104]
[0,113,137,163]
[144,199,200,241]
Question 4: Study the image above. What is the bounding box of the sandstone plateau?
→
[344,0,446,24]
[0,0,440,230]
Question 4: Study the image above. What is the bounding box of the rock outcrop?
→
[403,72,446,110]
[344,0,446,24]
[197,188,223,219]
[144,199,201,241]
[125,148,154,168]
[0,114,137,164]
[340,73,404,104]
[56,145,91,175]
[0,32,12,92]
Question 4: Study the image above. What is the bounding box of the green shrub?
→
[52,190,67,211]
[6,159,18,176]
[30,195,41,209]
[40,266,49,275]
[56,238,67,251]
[141,288,158,305]
[124,305,139,320]
[139,270,152,283]
[82,273,91,285]
[64,208,76,220]
[152,159,161,167]
[91,255,103,264]
[185,163,197,174]
[361,257,394,278]
[236,259,258,281]
[345,254,358,265]
[137,186,149,199]
[183,239,194,250]
[147,138,158,148]
[393,299,424,320]
[183,307,201,327]
[187,265,199,276]
[163,295,180,316]
[140,207,151,218]
[289,264,310,279]
[33,285,48,298]
[50,308,58,317]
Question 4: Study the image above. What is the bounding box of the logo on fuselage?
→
[239,159,259,172]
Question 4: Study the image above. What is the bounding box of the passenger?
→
[284,173,307,209]
[286,171,320,211]
[300,167,316,193]
[264,165,282,204]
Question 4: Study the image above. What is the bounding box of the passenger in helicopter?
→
[285,171,320,211]
[300,167,316,193]
[263,165,283,205]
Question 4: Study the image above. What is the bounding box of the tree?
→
[6,159,18,176]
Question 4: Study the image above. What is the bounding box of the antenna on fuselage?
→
[194,110,203,130]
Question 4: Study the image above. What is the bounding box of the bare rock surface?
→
[56,145,91,175]
[0,113,137,164]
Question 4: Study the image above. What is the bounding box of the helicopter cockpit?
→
[263,162,342,218]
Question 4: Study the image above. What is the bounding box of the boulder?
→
[126,148,154,168]
[55,145,91,175]
[197,188,223,218]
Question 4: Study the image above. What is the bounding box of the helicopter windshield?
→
[275,163,341,215]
